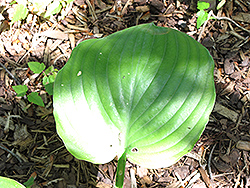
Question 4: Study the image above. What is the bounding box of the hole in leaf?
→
[131,147,138,153]
[77,71,82,76]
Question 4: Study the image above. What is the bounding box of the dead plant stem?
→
[208,143,217,180]
[0,144,22,163]
[0,61,21,85]
[198,10,250,43]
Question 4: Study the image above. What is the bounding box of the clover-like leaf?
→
[197,1,210,10]
[44,1,62,18]
[0,176,25,187]
[53,23,215,186]
[28,62,45,74]
[197,9,208,29]
[11,3,28,25]
[12,85,28,97]
[27,92,44,107]
[43,75,55,95]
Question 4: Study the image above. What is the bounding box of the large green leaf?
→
[53,23,215,169]
[0,176,25,187]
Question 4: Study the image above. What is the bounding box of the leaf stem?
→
[115,151,127,188]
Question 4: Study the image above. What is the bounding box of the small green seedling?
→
[196,1,211,29]
[53,23,216,187]
[12,62,57,107]
[12,85,28,97]
[23,172,36,188]
[27,61,46,74]
[42,65,58,95]
[27,92,44,107]
[196,0,226,29]
[11,2,28,25]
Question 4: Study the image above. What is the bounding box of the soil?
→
[0,0,250,187]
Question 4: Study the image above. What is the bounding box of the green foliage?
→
[23,172,36,188]
[53,23,216,187]
[0,176,25,188]
[27,92,45,107]
[196,0,226,29]
[197,1,210,10]
[116,152,127,188]
[44,1,62,18]
[11,3,28,25]
[28,61,46,74]
[10,0,74,25]
[196,1,210,29]
[43,66,58,95]
[0,175,35,188]
[12,85,28,97]
[23,177,34,188]
[12,62,57,106]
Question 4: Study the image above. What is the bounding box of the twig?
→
[208,143,217,180]
[212,172,235,178]
[52,54,68,65]
[185,172,200,188]
[183,170,198,188]
[234,166,246,188]
[17,32,47,65]
[198,10,250,42]
[0,144,22,163]
[198,166,212,188]
[130,168,137,188]
[198,11,213,42]
[175,172,185,187]
[4,112,22,133]
[122,0,133,15]
[44,178,64,186]
[85,0,97,21]
[243,151,249,175]
[30,14,37,31]
[211,11,250,34]
[0,61,21,85]
[0,53,18,67]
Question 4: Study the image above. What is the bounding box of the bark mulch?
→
[0,0,250,187]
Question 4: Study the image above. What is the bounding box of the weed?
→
[12,62,58,107]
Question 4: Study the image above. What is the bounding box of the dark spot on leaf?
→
[122,76,125,79]
[131,147,138,153]
[188,127,191,129]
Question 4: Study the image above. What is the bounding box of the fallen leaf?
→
[213,103,239,123]
[198,166,212,188]
[236,140,250,151]
[212,158,232,172]
[96,182,112,188]
[41,30,68,40]
[232,12,250,23]
[224,59,234,74]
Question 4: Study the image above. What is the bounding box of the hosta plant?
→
[53,23,216,187]
[0,176,25,188]
[0,175,35,188]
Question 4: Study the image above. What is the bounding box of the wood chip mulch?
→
[0,0,250,187]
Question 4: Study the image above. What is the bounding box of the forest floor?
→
[0,0,250,187]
